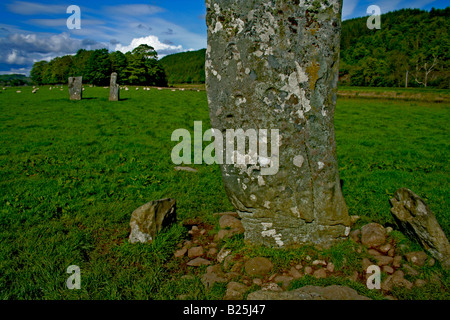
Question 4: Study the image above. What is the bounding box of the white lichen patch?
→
[235,96,247,107]
[261,222,284,247]
[261,222,273,230]
[293,155,304,168]
[318,162,325,170]
[345,226,351,236]
[291,206,300,218]
[257,175,265,186]
[212,21,223,34]
[263,201,271,209]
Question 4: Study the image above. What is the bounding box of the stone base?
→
[239,211,350,249]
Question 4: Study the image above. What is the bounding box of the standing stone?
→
[109,72,120,101]
[390,188,450,269]
[68,76,82,100]
[206,0,350,248]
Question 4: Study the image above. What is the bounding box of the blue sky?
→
[0,0,448,75]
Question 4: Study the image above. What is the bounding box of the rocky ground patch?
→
[170,213,447,300]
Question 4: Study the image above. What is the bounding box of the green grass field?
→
[0,85,448,299]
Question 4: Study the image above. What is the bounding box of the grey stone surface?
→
[68,76,82,100]
[390,188,450,269]
[206,0,350,248]
[128,198,176,243]
[109,72,120,101]
[244,257,273,276]
[247,285,370,300]
[361,223,386,248]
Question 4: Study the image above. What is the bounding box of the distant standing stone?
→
[109,72,120,101]
[68,76,82,100]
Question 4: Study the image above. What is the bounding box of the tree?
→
[109,51,127,83]
[414,54,439,87]
[124,44,167,86]
[30,61,48,85]
[84,49,111,86]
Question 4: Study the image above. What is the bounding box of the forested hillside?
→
[29,8,449,88]
[159,49,206,85]
[30,44,167,87]
[340,8,449,88]
[159,8,449,88]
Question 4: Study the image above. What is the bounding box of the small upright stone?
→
[390,188,450,269]
[68,76,82,100]
[109,72,120,101]
[128,198,176,243]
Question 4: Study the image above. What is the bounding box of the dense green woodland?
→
[340,8,449,88]
[30,44,167,87]
[159,49,206,84]
[0,74,31,87]
[30,8,449,88]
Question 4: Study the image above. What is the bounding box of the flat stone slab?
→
[247,285,371,300]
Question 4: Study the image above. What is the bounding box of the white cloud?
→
[27,18,105,28]
[407,0,436,9]
[0,32,107,68]
[115,35,183,57]
[342,0,360,19]
[103,4,164,16]
[6,49,27,64]
[0,67,31,76]
[7,1,66,15]
[373,0,403,14]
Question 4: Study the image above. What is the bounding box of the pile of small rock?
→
[350,222,434,292]
[173,214,438,300]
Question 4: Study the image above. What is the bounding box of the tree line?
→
[340,7,449,88]
[30,8,449,88]
[30,44,167,87]
[159,49,206,85]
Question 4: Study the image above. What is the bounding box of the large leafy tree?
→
[109,51,127,83]
[84,49,111,86]
[30,61,48,85]
[124,44,167,86]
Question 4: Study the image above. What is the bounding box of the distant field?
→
[338,86,450,103]
[0,85,448,299]
[169,83,450,103]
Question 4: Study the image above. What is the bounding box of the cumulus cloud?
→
[342,0,360,19]
[0,32,107,74]
[114,35,183,57]
[0,67,32,75]
[0,32,105,55]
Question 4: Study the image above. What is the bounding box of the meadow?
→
[0,85,448,299]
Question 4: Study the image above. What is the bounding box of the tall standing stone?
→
[68,76,82,100]
[206,0,350,248]
[109,72,120,101]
